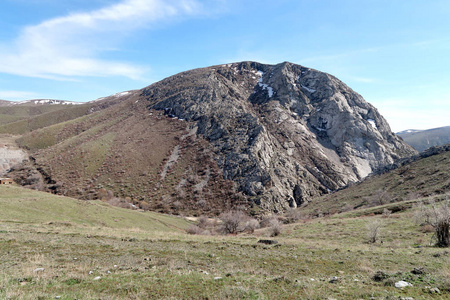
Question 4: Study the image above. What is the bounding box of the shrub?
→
[269,218,283,237]
[260,216,277,228]
[219,210,248,234]
[366,219,383,243]
[382,208,392,218]
[186,225,209,234]
[284,208,302,224]
[415,197,450,247]
[244,219,260,233]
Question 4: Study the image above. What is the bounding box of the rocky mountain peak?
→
[140,61,416,211]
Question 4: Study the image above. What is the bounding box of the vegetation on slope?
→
[0,185,448,299]
[0,104,93,135]
[12,97,246,215]
[304,149,450,216]
[0,185,190,232]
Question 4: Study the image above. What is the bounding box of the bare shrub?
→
[415,198,450,247]
[186,225,204,235]
[269,218,283,237]
[219,210,248,234]
[260,215,278,228]
[244,219,260,233]
[365,188,392,207]
[284,208,302,224]
[366,219,383,243]
[382,208,392,218]
[198,216,210,229]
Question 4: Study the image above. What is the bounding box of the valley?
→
[0,61,448,299]
[0,185,449,299]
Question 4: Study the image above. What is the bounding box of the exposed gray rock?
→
[395,280,412,288]
[428,287,441,294]
[142,61,416,211]
[0,146,28,176]
[33,268,45,273]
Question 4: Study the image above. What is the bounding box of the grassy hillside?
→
[302,149,450,216]
[0,185,448,299]
[0,185,190,234]
[398,126,450,151]
[0,94,132,135]
[13,96,246,216]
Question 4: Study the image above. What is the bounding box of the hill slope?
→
[0,184,189,233]
[1,183,449,299]
[9,61,416,213]
[305,145,450,216]
[398,126,450,151]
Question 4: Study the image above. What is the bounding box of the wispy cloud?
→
[349,76,376,83]
[0,0,204,80]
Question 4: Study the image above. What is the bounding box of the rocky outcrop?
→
[0,139,28,176]
[141,61,417,211]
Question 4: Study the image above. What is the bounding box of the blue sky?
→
[0,0,449,131]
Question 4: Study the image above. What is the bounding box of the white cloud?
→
[0,0,203,80]
[0,90,37,100]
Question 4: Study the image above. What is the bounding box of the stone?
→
[429,287,441,294]
[411,267,425,275]
[33,268,45,273]
[329,276,340,284]
[93,276,101,281]
[395,280,412,288]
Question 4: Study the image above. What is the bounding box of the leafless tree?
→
[219,210,248,234]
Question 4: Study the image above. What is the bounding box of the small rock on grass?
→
[93,276,101,281]
[395,280,412,288]
[426,287,441,294]
[33,268,44,273]
[329,276,340,284]
[411,267,425,275]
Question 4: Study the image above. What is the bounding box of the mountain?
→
[7,61,416,213]
[397,126,450,151]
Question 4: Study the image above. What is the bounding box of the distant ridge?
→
[398,126,450,151]
[0,99,82,106]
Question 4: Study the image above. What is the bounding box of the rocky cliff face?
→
[142,61,416,211]
[0,138,28,176]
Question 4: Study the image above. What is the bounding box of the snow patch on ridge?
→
[256,71,274,97]
[12,99,82,105]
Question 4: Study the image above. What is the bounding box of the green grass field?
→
[0,185,449,299]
